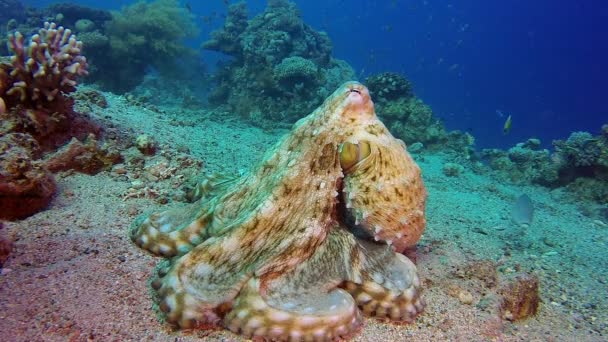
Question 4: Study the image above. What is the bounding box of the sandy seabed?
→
[0,92,606,342]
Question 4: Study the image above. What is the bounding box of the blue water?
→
[22,0,608,149]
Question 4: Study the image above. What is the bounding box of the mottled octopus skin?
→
[130,82,427,341]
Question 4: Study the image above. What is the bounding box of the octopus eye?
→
[340,141,371,172]
[349,88,361,94]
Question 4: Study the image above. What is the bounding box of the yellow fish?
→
[503,114,512,135]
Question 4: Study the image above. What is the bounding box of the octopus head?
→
[336,85,427,253]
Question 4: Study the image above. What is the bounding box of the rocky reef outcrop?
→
[482,124,608,204]
[365,72,474,158]
[203,0,355,126]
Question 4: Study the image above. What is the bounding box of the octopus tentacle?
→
[225,278,361,341]
[151,214,335,330]
[188,173,240,202]
[224,225,364,341]
[343,239,424,322]
[130,201,214,257]
[151,235,253,328]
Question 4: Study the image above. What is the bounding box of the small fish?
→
[511,194,534,227]
[185,3,192,13]
[503,114,512,135]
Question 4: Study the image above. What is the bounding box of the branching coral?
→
[0,22,121,220]
[1,22,87,112]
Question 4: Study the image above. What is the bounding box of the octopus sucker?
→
[130,82,427,340]
[224,278,361,341]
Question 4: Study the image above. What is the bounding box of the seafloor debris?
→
[135,134,157,156]
[498,272,540,321]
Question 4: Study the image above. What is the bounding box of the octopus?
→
[130,82,427,341]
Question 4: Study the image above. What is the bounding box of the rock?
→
[442,162,465,177]
[498,272,540,321]
[135,134,157,156]
[0,235,13,266]
[0,133,57,220]
[44,134,123,175]
[458,290,474,305]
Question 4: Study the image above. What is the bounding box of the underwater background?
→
[1,0,607,341]
[18,0,608,149]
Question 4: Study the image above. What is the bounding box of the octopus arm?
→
[342,239,425,322]
[130,199,214,257]
[150,233,256,329]
[149,216,333,331]
[222,225,424,341]
[223,225,364,341]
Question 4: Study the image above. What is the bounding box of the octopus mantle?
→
[131,82,427,341]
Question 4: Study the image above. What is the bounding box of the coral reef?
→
[364,72,474,159]
[553,130,608,177]
[0,21,99,152]
[481,138,558,185]
[44,3,111,30]
[482,125,608,203]
[366,72,413,101]
[130,83,427,340]
[89,0,198,93]
[204,0,354,125]
[0,23,120,220]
